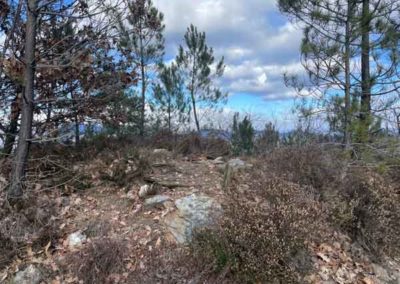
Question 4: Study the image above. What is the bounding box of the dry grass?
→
[190,176,326,283]
[0,192,59,270]
[64,238,127,284]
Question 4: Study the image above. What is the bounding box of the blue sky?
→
[153,0,305,130]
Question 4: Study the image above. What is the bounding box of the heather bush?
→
[264,145,400,259]
[332,168,400,258]
[64,238,127,284]
[191,178,325,283]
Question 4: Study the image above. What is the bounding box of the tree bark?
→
[2,91,22,157]
[360,0,371,136]
[139,31,146,137]
[191,90,200,133]
[343,0,354,148]
[8,0,37,201]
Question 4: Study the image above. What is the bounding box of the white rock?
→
[13,265,42,284]
[212,157,225,164]
[67,231,87,248]
[372,263,392,283]
[126,190,136,200]
[218,158,253,172]
[164,194,222,243]
[153,149,170,155]
[138,184,157,198]
[144,195,171,208]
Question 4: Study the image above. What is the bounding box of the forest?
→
[0,0,400,283]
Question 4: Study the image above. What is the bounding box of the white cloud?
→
[153,0,304,101]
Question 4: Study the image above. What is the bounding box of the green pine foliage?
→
[231,113,255,155]
[176,24,227,132]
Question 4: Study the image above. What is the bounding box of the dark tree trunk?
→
[8,0,37,201]
[140,62,146,136]
[343,1,354,148]
[191,91,200,133]
[139,31,146,137]
[360,0,371,135]
[2,91,22,157]
[75,114,80,145]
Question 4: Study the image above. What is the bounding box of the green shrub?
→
[231,113,254,155]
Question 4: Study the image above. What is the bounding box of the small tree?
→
[153,63,189,132]
[176,24,226,132]
[231,113,254,156]
[116,0,165,136]
[255,122,279,153]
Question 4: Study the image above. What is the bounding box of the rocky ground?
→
[1,148,400,284]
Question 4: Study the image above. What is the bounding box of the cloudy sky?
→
[153,0,305,128]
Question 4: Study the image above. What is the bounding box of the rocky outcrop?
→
[12,265,42,284]
[164,194,222,243]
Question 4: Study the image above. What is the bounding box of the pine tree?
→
[231,113,254,155]
[176,24,226,132]
[153,63,188,132]
[279,0,400,143]
[116,0,165,136]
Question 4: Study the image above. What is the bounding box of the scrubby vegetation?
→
[1,0,400,283]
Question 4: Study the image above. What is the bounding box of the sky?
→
[153,0,306,130]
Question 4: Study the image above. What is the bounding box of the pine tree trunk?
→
[139,32,146,137]
[140,63,145,136]
[8,0,37,201]
[2,91,22,157]
[360,0,371,138]
[343,1,353,148]
[191,91,200,133]
[75,115,80,145]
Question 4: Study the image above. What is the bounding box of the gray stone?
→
[372,263,391,283]
[164,194,222,243]
[13,265,42,284]
[212,157,225,164]
[153,148,170,155]
[218,158,253,172]
[138,184,157,198]
[144,195,171,208]
[67,231,87,248]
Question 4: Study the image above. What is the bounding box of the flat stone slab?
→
[164,194,222,243]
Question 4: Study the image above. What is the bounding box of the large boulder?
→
[164,194,222,243]
[12,265,42,284]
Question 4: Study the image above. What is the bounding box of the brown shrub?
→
[264,145,344,191]
[0,193,59,269]
[191,178,326,283]
[175,133,203,156]
[264,145,400,259]
[175,133,230,158]
[332,168,400,258]
[84,219,112,238]
[64,238,127,284]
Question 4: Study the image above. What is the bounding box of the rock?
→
[144,195,171,208]
[218,158,253,172]
[228,158,252,170]
[13,265,42,284]
[138,184,157,198]
[164,194,222,243]
[126,189,136,200]
[153,148,170,155]
[371,263,392,283]
[67,231,87,248]
[0,175,7,190]
[212,157,225,164]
